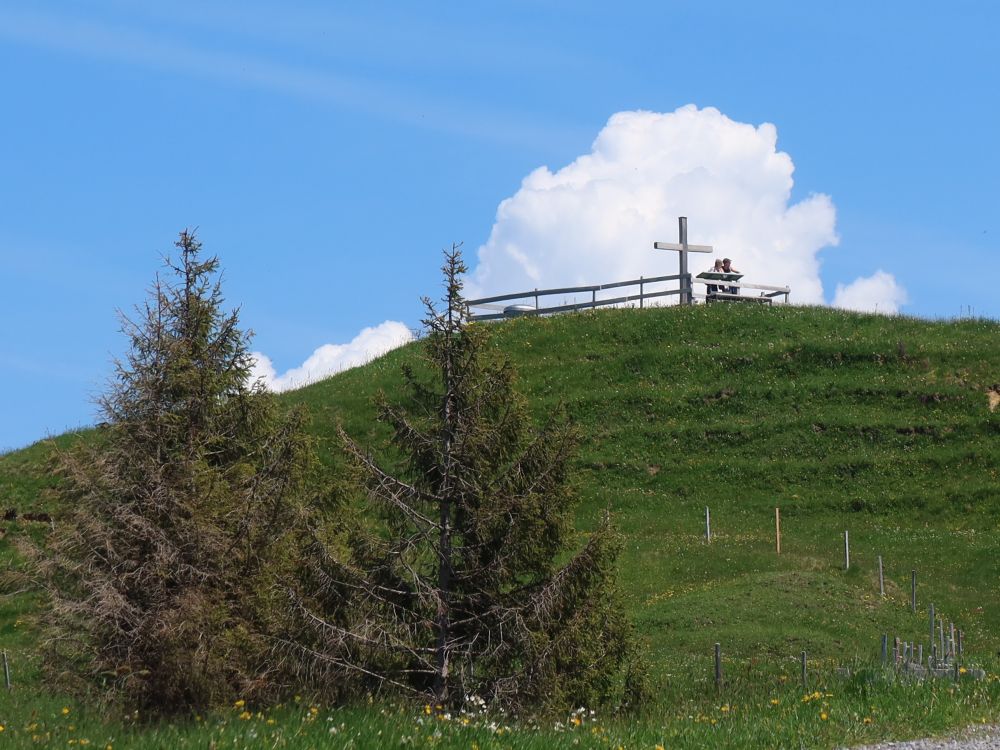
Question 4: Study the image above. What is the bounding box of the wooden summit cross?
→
[653,217,713,305]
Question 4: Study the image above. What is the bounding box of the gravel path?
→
[846,725,1000,750]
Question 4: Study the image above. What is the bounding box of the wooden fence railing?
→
[466,273,686,321]
[691,278,791,304]
[467,273,790,321]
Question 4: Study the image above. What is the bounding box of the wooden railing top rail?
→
[692,279,791,294]
[469,287,682,321]
[466,273,684,307]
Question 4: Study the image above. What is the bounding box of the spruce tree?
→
[296,246,645,711]
[27,231,313,713]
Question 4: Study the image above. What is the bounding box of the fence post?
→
[640,276,644,309]
[534,288,539,310]
[801,651,808,689]
[929,603,935,646]
[2,650,9,691]
[775,507,781,554]
[911,570,917,613]
[705,506,711,543]
[714,643,722,691]
[880,634,888,666]
[844,530,850,570]
[878,555,885,596]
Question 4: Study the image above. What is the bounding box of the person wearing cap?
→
[721,257,739,294]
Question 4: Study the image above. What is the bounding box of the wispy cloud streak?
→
[0,7,571,146]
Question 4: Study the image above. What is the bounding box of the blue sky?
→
[2,1,998,451]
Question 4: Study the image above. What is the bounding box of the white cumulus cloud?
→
[468,104,904,310]
[832,271,908,314]
[250,320,413,392]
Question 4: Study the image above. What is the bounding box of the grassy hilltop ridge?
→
[1,303,999,747]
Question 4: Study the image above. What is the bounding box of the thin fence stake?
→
[911,569,917,613]
[939,618,946,661]
[880,634,888,666]
[714,643,722,691]
[878,555,885,596]
[893,636,899,665]
[958,629,964,657]
[929,603,935,646]
[775,507,781,555]
[918,643,923,666]
[705,506,711,543]
[640,276,644,309]
[2,650,9,691]
[844,530,850,570]
[801,651,808,688]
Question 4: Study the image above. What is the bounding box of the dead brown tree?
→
[20,232,314,715]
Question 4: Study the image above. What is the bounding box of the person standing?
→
[706,258,725,299]
[722,257,739,295]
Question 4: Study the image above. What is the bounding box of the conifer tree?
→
[296,246,645,711]
[26,231,313,714]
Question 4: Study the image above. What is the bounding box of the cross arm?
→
[653,242,713,253]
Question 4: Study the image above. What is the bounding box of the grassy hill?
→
[2,303,999,748]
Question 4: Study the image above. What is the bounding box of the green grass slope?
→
[1,303,999,746]
[280,304,1000,673]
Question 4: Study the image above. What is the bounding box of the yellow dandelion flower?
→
[0,725,4,732]
[266,718,276,726]
[960,667,968,674]
[62,707,71,716]
[820,712,828,721]
[656,745,665,750]
[863,717,873,724]
[239,711,252,721]
[233,699,246,708]
[770,698,780,706]
[424,704,432,715]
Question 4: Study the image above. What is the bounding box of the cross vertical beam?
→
[679,217,689,304]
